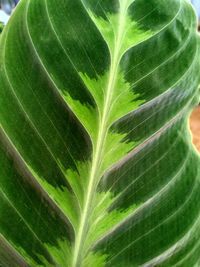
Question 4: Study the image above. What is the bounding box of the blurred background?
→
[192,0,200,20]
[0,0,19,27]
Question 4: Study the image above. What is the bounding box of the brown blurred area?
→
[190,106,200,152]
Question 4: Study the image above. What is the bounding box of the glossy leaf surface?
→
[0,0,200,266]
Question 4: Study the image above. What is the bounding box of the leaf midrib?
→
[72,1,130,266]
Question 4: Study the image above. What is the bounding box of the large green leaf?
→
[0,0,200,266]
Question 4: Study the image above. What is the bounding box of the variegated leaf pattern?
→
[0,0,200,266]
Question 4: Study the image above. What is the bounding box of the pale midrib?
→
[72,2,129,267]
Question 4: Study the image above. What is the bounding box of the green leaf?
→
[0,0,200,266]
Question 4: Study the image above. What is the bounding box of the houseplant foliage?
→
[0,0,200,266]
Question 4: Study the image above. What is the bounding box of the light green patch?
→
[83,191,138,251]
[29,167,79,229]
[102,131,137,174]
[79,72,108,111]
[80,70,145,128]
[44,239,72,267]
[63,92,99,144]
[83,251,108,267]
[64,161,92,208]
[78,192,137,253]
[11,237,72,267]
[107,70,145,124]
[108,13,152,56]
[79,70,143,176]
[88,3,153,57]
[36,255,54,267]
